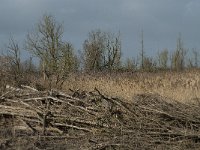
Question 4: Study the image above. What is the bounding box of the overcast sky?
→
[0,0,200,59]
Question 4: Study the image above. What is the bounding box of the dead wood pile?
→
[0,85,200,149]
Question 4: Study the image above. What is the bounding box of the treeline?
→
[0,15,199,87]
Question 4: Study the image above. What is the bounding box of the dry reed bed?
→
[63,70,200,102]
[0,85,200,149]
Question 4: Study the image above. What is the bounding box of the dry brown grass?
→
[63,69,200,102]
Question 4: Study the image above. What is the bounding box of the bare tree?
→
[188,48,199,68]
[83,30,104,71]
[140,30,145,70]
[6,36,22,81]
[21,57,37,73]
[54,42,79,86]
[143,57,157,72]
[83,29,121,72]
[171,34,186,71]
[26,15,78,88]
[124,57,138,71]
[157,49,168,70]
[103,32,121,71]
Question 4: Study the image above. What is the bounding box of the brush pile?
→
[0,85,200,149]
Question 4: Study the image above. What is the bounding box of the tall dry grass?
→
[2,68,199,103]
[62,70,200,102]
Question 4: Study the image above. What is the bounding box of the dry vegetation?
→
[63,70,200,103]
[1,68,200,149]
[1,79,200,149]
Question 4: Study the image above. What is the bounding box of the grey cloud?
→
[0,0,200,57]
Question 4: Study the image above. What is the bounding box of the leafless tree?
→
[26,15,78,88]
[157,49,168,70]
[140,30,145,70]
[171,34,186,71]
[6,36,22,81]
[83,29,121,72]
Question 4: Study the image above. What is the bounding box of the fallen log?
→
[94,88,137,116]
[52,115,111,128]
[89,142,127,150]
[54,123,93,132]
[21,85,38,92]
[0,104,38,118]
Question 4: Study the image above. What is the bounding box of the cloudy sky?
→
[0,0,200,59]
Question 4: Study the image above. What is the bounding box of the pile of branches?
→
[0,85,200,149]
